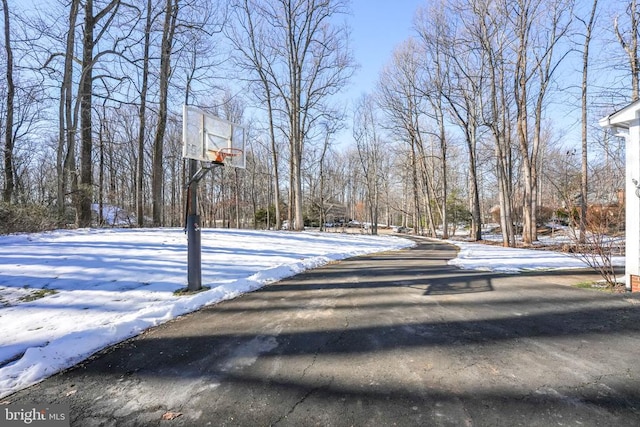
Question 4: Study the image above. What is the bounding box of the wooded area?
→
[0,0,634,247]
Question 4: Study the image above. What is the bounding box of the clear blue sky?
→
[333,0,424,146]
[344,0,425,104]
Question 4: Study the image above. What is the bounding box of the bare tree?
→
[524,0,573,245]
[315,121,340,231]
[578,0,599,243]
[415,3,453,239]
[78,0,121,227]
[378,40,438,237]
[2,0,15,203]
[465,0,517,246]
[614,0,640,101]
[230,0,353,231]
[284,0,353,231]
[136,0,153,227]
[436,2,485,241]
[227,0,283,229]
[151,0,178,226]
[52,0,81,222]
[353,94,383,235]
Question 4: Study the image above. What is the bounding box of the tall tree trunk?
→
[290,66,304,231]
[292,142,304,230]
[2,0,15,203]
[421,164,437,237]
[56,0,80,221]
[496,139,514,247]
[581,0,599,243]
[468,122,482,241]
[137,0,152,227]
[77,0,119,227]
[514,0,533,245]
[266,97,281,230]
[152,0,177,226]
[438,110,448,239]
[491,68,515,247]
[78,0,97,228]
[98,114,105,225]
[409,139,422,235]
[412,127,436,236]
[318,131,330,232]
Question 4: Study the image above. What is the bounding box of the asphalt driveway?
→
[4,238,640,426]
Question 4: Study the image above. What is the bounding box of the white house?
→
[599,99,640,292]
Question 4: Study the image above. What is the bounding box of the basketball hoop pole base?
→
[186,213,202,291]
[185,157,209,292]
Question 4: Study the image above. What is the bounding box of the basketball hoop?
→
[182,105,246,293]
[208,147,243,163]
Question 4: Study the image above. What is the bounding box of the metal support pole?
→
[187,158,202,291]
[186,213,201,291]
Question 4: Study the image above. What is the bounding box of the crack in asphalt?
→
[272,376,336,426]
[274,314,350,425]
[301,315,350,380]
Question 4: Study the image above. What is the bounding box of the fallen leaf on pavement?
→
[161,411,183,420]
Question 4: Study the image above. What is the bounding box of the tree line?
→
[0,0,634,246]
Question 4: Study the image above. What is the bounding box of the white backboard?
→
[182,105,246,169]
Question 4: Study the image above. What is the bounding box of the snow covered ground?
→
[450,239,625,273]
[0,227,625,398]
